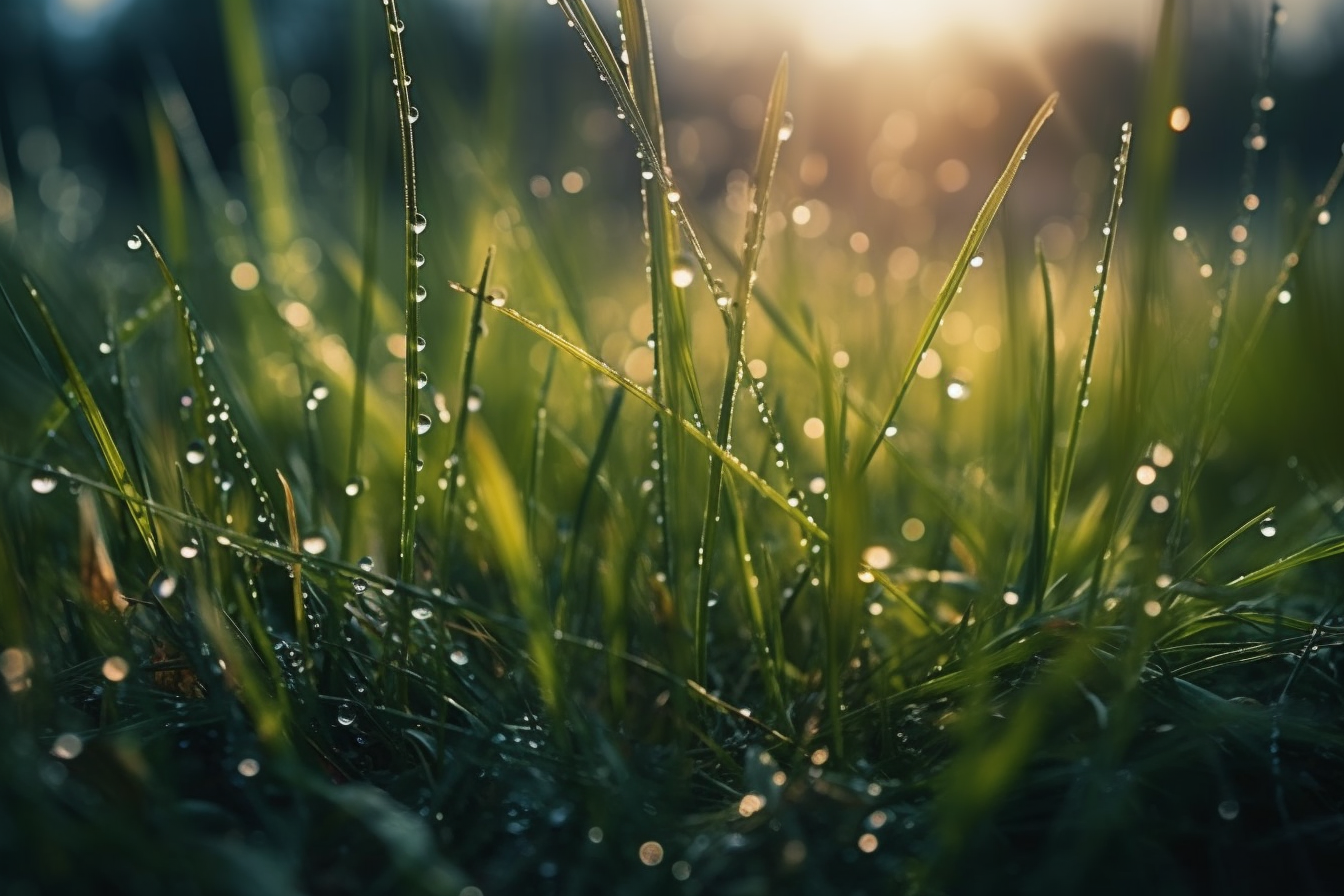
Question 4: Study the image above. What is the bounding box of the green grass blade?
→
[558,387,625,628]
[1046,122,1134,599]
[1180,505,1274,580]
[382,0,426,599]
[694,55,789,682]
[18,277,158,561]
[477,299,825,541]
[441,250,495,560]
[859,93,1059,474]
[1020,239,1056,607]
[1228,533,1344,588]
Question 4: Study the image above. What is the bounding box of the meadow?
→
[2,0,1344,893]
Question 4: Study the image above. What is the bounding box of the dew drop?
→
[345,478,363,497]
[185,441,207,465]
[1259,517,1277,538]
[417,413,433,434]
[412,213,427,234]
[411,606,432,620]
[417,371,429,389]
[30,473,58,494]
[466,386,484,413]
[127,234,142,251]
[450,648,469,665]
[337,704,356,726]
[415,252,425,268]
[778,111,795,141]
[309,381,330,402]
[352,577,368,594]
[487,287,507,306]
[671,255,695,288]
[358,556,375,572]
[415,337,426,352]
[415,285,427,303]
[407,106,420,124]
[180,543,199,559]
[301,534,328,554]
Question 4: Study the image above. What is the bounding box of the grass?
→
[3,0,1344,893]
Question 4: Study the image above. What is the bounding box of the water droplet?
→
[415,285,427,303]
[352,577,368,594]
[411,605,432,620]
[180,543,199,559]
[417,414,433,434]
[345,478,363,497]
[1259,517,1277,538]
[969,255,984,268]
[487,287,507,306]
[337,704,356,726]
[391,19,405,34]
[671,255,695,288]
[302,534,327,554]
[1217,799,1240,821]
[358,556,375,572]
[1278,289,1292,304]
[415,252,425,268]
[127,234,142,251]
[417,372,429,389]
[415,337,426,352]
[407,106,420,124]
[450,649,469,665]
[185,441,207,465]
[778,111,795,141]
[412,213,427,234]
[466,386,484,413]
[30,473,58,494]
[309,381,329,402]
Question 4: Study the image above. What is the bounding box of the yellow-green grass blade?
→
[217,0,294,254]
[145,92,187,264]
[464,420,567,746]
[859,93,1059,474]
[276,471,310,666]
[694,55,789,682]
[19,276,158,561]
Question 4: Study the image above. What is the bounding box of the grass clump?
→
[2,0,1344,893]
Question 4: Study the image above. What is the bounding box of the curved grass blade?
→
[557,387,624,629]
[276,471,310,666]
[1046,122,1134,599]
[18,276,158,561]
[1180,505,1274,581]
[859,93,1059,474]
[1228,532,1344,588]
[694,55,789,681]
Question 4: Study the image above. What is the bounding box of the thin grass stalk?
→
[1169,2,1282,560]
[1046,123,1133,606]
[557,388,625,629]
[381,0,425,686]
[1022,240,1056,607]
[441,250,495,559]
[858,94,1059,474]
[693,56,789,682]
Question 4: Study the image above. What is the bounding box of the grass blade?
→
[16,277,158,561]
[1180,505,1274,581]
[859,93,1059,474]
[1019,239,1056,606]
[442,250,495,559]
[1046,122,1134,602]
[276,471,310,665]
[1228,533,1344,588]
[694,55,789,682]
[476,298,825,541]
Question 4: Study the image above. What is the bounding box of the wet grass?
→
[2,0,1344,893]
